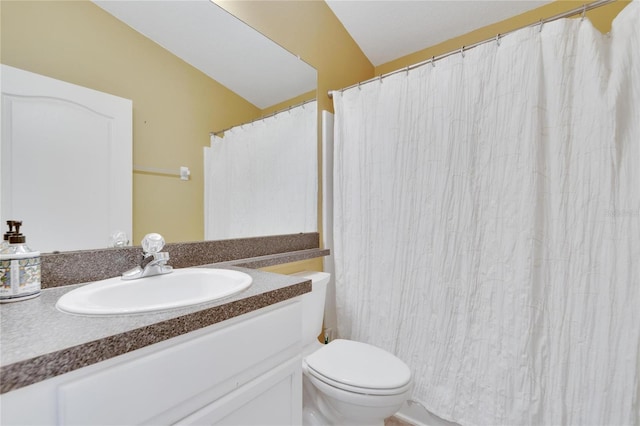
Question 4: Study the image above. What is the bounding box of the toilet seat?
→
[305,364,412,396]
[303,339,412,396]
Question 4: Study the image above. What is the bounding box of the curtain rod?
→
[210,98,316,136]
[328,0,616,98]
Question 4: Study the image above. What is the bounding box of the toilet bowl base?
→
[302,373,401,426]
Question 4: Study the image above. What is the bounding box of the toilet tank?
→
[291,271,330,346]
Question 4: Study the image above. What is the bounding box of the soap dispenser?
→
[0,221,41,303]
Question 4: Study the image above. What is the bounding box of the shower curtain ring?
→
[379,75,383,84]
[460,45,465,58]
[495,33,501,46]
[581,5,587,21]
[405,66,410,76]
[539,19,545,32]
[431,56,436,67]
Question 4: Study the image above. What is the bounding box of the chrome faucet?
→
[122,233,173,280]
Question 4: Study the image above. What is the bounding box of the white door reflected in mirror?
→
[1,65,132,253]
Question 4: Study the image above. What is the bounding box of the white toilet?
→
[293,271,412,426]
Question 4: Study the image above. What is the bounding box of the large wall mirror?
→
[0,0,317,253]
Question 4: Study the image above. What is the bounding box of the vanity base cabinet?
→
[0,300,302,425]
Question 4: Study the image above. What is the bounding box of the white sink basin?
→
[56,268,252,316]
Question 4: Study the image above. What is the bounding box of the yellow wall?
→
[261,90,316,117]
[1,0,261,244]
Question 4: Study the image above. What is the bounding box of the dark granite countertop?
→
[0,266,311,393]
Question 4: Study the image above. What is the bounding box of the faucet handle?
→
[141,233,165,255]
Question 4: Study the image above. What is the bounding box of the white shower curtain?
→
[333,4,639,425]
[204,101,317,240]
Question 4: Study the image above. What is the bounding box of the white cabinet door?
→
[0,65,132,252]
[176,357,302,426]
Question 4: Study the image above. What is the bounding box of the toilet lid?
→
[304,339,411,391]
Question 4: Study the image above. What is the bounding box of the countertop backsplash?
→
[40,232,325,288]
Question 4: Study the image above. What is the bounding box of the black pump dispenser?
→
[3,220,17,243]
[7,221,25,244]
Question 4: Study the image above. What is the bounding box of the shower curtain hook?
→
[405,66,410,76]
[431,56,436,68]
[460,45,465,58]
[495,33,501,46]
[539,19,545,32]
[581,4,587,21]
[358,81,362,91]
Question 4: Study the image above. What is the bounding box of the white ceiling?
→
[93,0,316,109]
[94,1,552,108]
[326,0,551,66]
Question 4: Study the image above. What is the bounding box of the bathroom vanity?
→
[0,264,318,425]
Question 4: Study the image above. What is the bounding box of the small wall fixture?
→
[133,165,191,181]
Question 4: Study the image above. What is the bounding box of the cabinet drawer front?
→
[58,301,301,425]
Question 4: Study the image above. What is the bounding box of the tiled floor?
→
[385,416,413,426]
